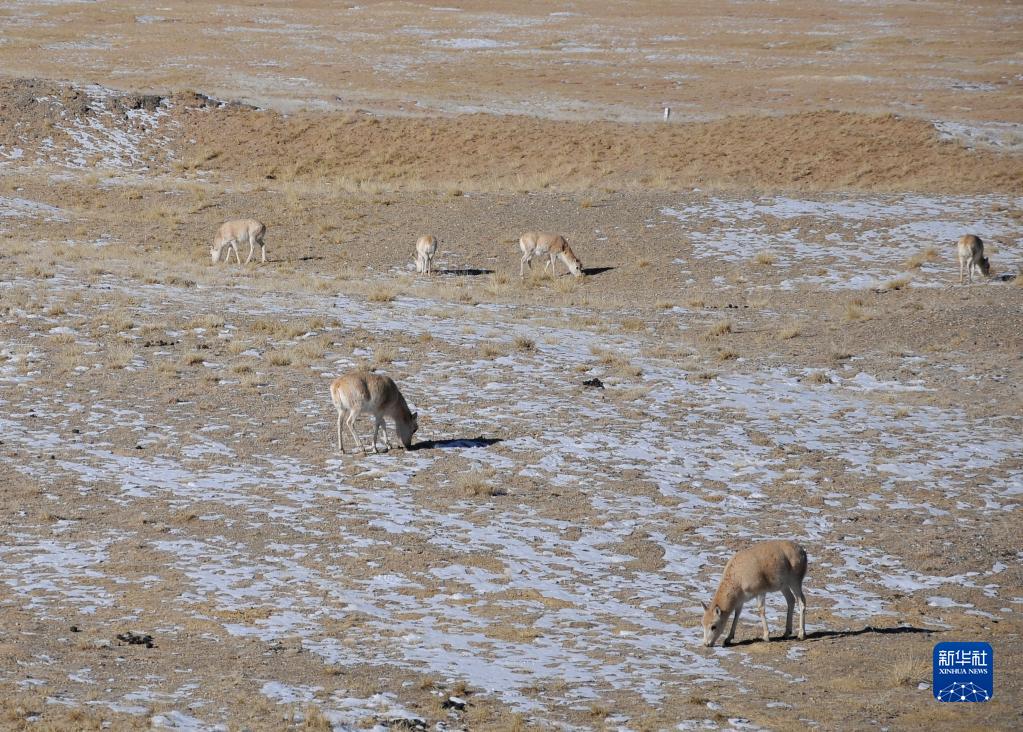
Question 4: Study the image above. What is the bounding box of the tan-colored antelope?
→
[702,540,807,647]
[957,234,990,284]
[211,219,267,264]
[330,371,418,455]
[415,235,438,275]
[518,231,583,279]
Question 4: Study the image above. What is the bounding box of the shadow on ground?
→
[414,437,503,450]
[432,268,494,276]
[726,625,937,648]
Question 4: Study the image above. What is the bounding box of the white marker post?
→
[663,106,671,121]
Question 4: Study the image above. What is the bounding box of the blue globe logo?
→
[936,681,990,703]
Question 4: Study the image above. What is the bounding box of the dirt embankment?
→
[179,105,1023,194]
[2,78,1019,194]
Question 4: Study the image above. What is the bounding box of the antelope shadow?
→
[413,436,503,451]
[725,624,936,647]
[433,267,494,276]
[582,266,615,277]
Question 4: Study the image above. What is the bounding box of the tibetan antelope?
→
[957,234,990,284]
[702,540,807,647]
[518,231,583,279]
[211,219,267,264]
[330,371,418,455]
[415,235,438,275]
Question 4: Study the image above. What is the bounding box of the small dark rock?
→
[442,696,467,711]
[70,625,80,633]
[116,631,154,648]
[582,378,605,389]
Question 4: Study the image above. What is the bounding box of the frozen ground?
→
[662,194,1023,291]
[2,237,1020,726]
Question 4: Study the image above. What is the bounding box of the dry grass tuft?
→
[844,302,866,321]
[514,336,535,351]
[182,352,206,366]
[904,247,940,270]
[374,346,398,365]
[455,470,506,498]
[707,319,733,337]
[106,344,135,369]
[883,275,911,291]
[592,347,642,377]
[188,314,225,330]
[805,370,832,384]
[778,325,801,340]
[888,652,931,688]
[480,343,507,359]
[266,351,293,367]
[368,286,397,303]
[753,251,777,266]
[553,275,579,294]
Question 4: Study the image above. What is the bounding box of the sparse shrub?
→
[514,336,535,351]
[753,251,777,266]
[779,325,800,340]
[806,370,832,384]
[267,351,292,366]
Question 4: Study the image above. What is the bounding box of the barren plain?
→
[1,1,1022,730]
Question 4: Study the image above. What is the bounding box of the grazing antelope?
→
[957,234,990,284]
[518,231,583,279]
[330,371,418,455]
[415,235,439,275]
[702,540,807,647]
[211,219,267,264]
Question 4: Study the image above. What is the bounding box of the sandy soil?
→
[1,2,1022,731]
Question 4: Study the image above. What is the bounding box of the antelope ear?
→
[411,412,418,420]
[701,601,707,611]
